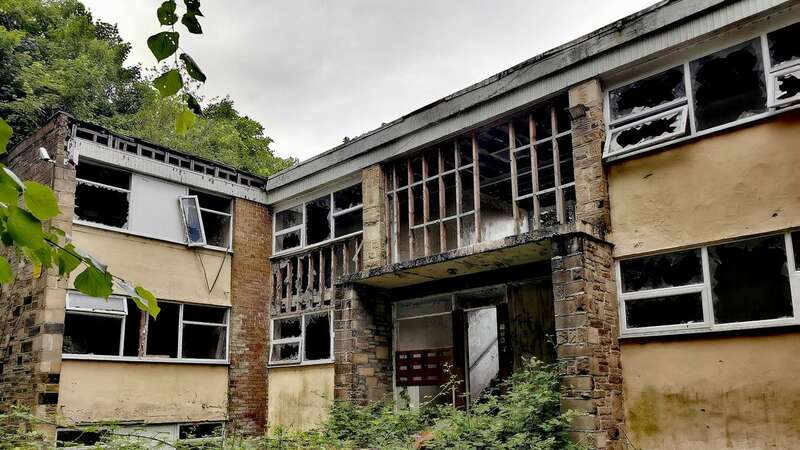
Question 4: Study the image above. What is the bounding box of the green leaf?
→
[187,94,203,115]
[6,207,45,250]
[56,243,81,278]
[0,118,11,155]
[176,109,197,135]
[0,256,12,283]
[0,169,20,205]
[180,53,206,82]
[73,266,113,298]
[135,286,160,318]
[147,31,179,62]
[33,246,52,269]
[184,0,203,16]
[157,1,178,25]
[23,181,59,221]
[153,69,183,97]
[181,12,202,34]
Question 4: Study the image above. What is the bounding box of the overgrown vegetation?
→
[0,359,586,449]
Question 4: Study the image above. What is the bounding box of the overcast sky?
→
[82,0,658,161]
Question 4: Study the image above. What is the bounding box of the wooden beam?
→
[319,249,327,301]
[138,311,148,357]
[422,155,431,257]
[392,165,401,263]
[529,114,541,230]
[472,133,481,243]
[407,158,415,259]
[455,141,463,248]
[438,148,446,253]
[551,106,565,224]
[509,121,520,235]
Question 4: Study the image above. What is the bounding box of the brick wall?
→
[228,198,271,435]
[552,235,623,450]
[0,113,74,421]
[569,79,610,232]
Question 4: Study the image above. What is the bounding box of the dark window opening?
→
[334,209,362,238]
[182,324,226,359]
[57,429,108,447]
[179,423,223,440]
[274,317,301,339]
[690,39,767,130]
[146,302,179,358]
[626,293,704,328]
[614,112,684,149]
[76,163,130,189]
[333,184,362,212]
[199,209,230,248]
[793,231,800,271]
[776,70,800,101]
[306,196,331,244]
[123,301,141,357]
[184,304,227,323]
[610,66,685,121]
[275,231,301,252]
[276,206,303,231]
[304,313,331,361]
[709,235,793,324]
[63,314,121,356]
[75,162,130,228]
[768,22,800,68]
[272,342,300,362]
[190,190,231,213]
[621,249,702,292]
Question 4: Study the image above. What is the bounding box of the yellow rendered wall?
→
[58,361,228,424]
[608,111,800,257]
[621,332,800,449]
[70,224,231,305]
[267,364,334,429]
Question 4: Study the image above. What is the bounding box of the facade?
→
[2,0,800,448]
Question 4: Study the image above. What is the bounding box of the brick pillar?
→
[552,235,623,450]
[569,79,610,232]
[0,113,74,426]
[228,198,271,435]
[361,164,387,270]
[334,287,392,404]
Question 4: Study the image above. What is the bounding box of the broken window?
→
[146,302,180,358]
[385,94,574,262]
[708,235,793,324]
[56,429,109,447]
[768,21,800,69]
[765,22,800,108]
[75,161,131,228]
[269,310,333,365]
[306,195,332,244]
[179,196,206,246]
[610,66,686,122]
[619,232,800,336]
[178,422,224,442]
[189,190,232,248]
[63,294,139,357]
[607,106,689,155]
[690,39,767,130]
[181,304,228,359]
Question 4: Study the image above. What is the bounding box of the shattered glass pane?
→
[275,230,301,252]
[75,183,129,228]
[610,66,685,121]
[625,293,704,328]
[306,195,332,244]
[708,235,793,324]
[275,206,302,231]
[304,313,331,360]
[690,39,767,130]
[775,69,800,102]
[768,22,800,68]
[333,184,362,212]
[271,342,300,363]
[621,249,702,293]
[538,191,557,227]
[609,108,686,153]
[273,317,301,339]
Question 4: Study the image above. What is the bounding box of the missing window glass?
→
[272,342,300,363]
[273,317,301,340]
[182,324,226,359]
[621,249,703,292]
[123,300,141,357]
[304,313,331,361]
[146,302,179,358]
[276,206,303,231]
[610,66,685,121]
[708,235,793,324]
[625,293,704,328]
[768,21,800,68]
[190,190,232,248]
[333,184,363,212]
[275,231,301,252]
[75,162,130,228]
[334,209,362,237]
[179,423,223,440]
[690,39,767,130]
[608,107,688,154]
[63,313,122,356]
[57,429,109,447]
[306,196,331,244]
[793,231,800,271]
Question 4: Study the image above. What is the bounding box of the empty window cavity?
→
[270,311,333,365]
[610,66,686,121]
[690,39,767,130]
[63,295,139,357]
[306,196,332,244]
[621,249,702,292]
[625,293,704,328]
[75,161,131,228]
[190,190,232,248]
[768,22,800,69]
[304,313,331,361]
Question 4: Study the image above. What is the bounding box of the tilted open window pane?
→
[620,249,703,293]
[273,317,301,340]
[625,293,704,329]
[306,196,332,244]
[690,39,767,131]
[276,206,303,232]
[75,162,131,228]
[606,106,688,155]
[708,235,793,324]
[179,196,206,246]
[191,190,232,248]
[610,66,686,122]
[304,313,331,361]
[767,22,800,69]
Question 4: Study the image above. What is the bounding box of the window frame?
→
[604,19,800,161]
[272,183,364,257]
[617,232,800,338]
[189,189,234,250]
[63,293,129,357]
[62,295,230,365]
[268,310,334,367]
[74,161,132,231]
[179,195,207,247]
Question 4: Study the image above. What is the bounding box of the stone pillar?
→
[228,198,271,435]
[0,113,74,425]
[569,79,610,232]
[334,287,392,404]
[552,234,623,450]
[361,164,387,270]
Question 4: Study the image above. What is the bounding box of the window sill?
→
[268,359,335,369]
[73,220,233,254]
[603,102,800,163]
[61,354,229,365]
[619,317,800,340]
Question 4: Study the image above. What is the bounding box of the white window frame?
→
[767,64,800,108]
[179,195,207,247]
[605,105,689,156]
[618,232,800,338]
[64,293,129,357]
[74,162,132,231]
[272,183,364,257]
[189,189,234,250]
[603,18,800,161]
[269,310,334,366]
[63,296,230,364]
